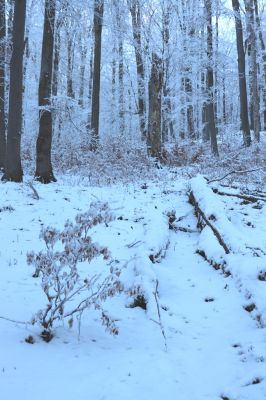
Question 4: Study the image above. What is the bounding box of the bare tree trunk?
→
[52,17,61,97]
[232,0,251,146]
[128,0,146,140]
[2,0,26,182]
[245,0,260,140]
[205,0,219,156]
[254,0,266,131]
[0,0,6,171]
[66,31,75,99]
[78,38,87,107]
[90,0,104,150]
[147,53,162,158]
[35,0,56,183]
[162,2,174,142]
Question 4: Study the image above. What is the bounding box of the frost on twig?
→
[27,202,123,341]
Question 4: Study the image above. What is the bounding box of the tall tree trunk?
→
[2,0,26,182]
[90,0,104,150]
[35,0,56,183]
[128,0,146,140]
[205,0,219,156]
[254,0,266,131]
[162,2,174,142]
[0,0,6,171]
[66,31,75,99]
[232,0,251,146]
[245,0,260,140]
[52,18,60,97]
[147,53,162,158]
[78,39,87,107]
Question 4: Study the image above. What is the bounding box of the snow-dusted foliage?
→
[27,202,122,341]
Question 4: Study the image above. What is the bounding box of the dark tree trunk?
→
[147,53,162,158]
[205,0,219,156]
[66,32,75,99]
[90,0,104,150]
[52,18,60,97]
[2,0,26,182]
[35,0,56,183]
[129,0,146,140]
[232,0,251,146]
[0,0,6,171]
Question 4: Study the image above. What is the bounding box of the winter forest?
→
[1,0,266,399]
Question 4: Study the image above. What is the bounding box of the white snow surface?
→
[0,174,266,400]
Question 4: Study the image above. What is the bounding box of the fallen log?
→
[188,190,230,254]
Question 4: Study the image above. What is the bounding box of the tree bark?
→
[254,0,266,131]
[35,0,56,183]
[66,31,75,99]
[128,0,146,140]
[245,0,260,141]
[232,0,251,146]
[162,3,174,142]
[147,53,162,158]
[204,0,219,156]
[90,0,104,150]
[2,0,26,182]
[0,0,6,171]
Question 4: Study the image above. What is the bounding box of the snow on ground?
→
[0,173,266,400]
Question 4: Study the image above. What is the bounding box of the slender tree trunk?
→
[66,32,74,99]
[2,0,26,182]
[245,0,260,140]
[0,0,6,171]
[232,0,251,146]
[90,0,104,150]
[205,0,219,156]
[254,0,266,130]
[78,40,87,107]
[35,0,56,183]
[147,53,162,158]
[128,0,146,140]
[162,2,174,142]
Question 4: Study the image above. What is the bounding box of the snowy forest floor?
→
[1,162,266,400]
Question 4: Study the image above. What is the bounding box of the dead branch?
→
[212,188,266,204]
[189,191,230,254]
[207,167,266,184]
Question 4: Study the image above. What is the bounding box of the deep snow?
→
[0,174,266,400]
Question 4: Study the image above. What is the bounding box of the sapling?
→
[27,202,123,341]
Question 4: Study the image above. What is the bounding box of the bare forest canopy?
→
[0,0,265,183]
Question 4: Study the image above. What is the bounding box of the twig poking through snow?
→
[153,279,168,352]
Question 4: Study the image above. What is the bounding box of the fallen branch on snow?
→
[188,190,230,254]
[212,188,266,204]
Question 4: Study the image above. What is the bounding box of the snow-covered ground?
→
[1,173,266,400]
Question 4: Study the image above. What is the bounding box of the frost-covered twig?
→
[0,315,29,325]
